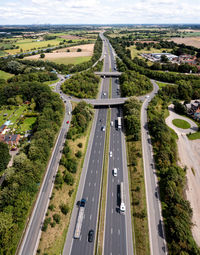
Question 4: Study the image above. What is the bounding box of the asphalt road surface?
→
[103,36,133,255]
[64,33,111,255]
[141,80,168,255]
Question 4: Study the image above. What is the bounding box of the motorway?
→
[103,37,133,255]
[18,75,72,255]
[63,33,111,255]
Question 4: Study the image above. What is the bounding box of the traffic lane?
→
[101,77,109,99]
[142,102,166,254]
[112,77,120,99]
[104,108,127,255]
[70,109,107,255]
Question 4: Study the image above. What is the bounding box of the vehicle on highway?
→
[120,182,126,213]
[113,168,117,177]
[101,126,106,132]
[103,92,106,96]
[117,117,122,130]
[145,95,150,98]
[66,120,69,124]
[74,199,86,239]
[110,121,113,126]
[88,229,94,243]
[109,151,112,157]
[68,111,71,115]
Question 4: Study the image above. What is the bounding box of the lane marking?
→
[111,228,113,235]
[112,208,113,214]
[94,182,96,187]
[91,170,93,174]
[89,182,91,187]
[112,192,113,197]
[92,197,94,202]
[118,229,120,235]
[90,214,92,220]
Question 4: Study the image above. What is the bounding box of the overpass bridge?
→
[94,71,122,77]
[84,97,127,106]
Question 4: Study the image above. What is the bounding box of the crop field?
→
[4,38,64,54]
[168,37,200,48]
[25,43,94,65]
[0,70,13,80]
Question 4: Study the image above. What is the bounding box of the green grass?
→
[156,81,171,88]
[172,119,191,129]
[128,45,172,59]
[0,107,16,126]
[9,105,27,128]
[43,79,59,86]
[97,109,110,255]
[0,70,13,80]
[18,117,37,132]
[5,38,63,54]
[187,132,200,140]
[49,56,91,65]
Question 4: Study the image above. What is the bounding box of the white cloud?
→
[0,0,200,24]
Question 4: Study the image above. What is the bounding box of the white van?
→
[113,168,117,177]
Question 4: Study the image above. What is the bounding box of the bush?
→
[59,203,69,215]
[42,217,51,232]
[64,171,74,185]
[48,204,54,211]
[53,214,61,224]
[77,142,83,148]
[75,150,82,158]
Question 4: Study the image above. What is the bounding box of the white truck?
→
[117,117,122,130]
[74,199,86,239]
[120,182,126,213]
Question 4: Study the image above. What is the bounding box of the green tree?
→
[0,142,11,173]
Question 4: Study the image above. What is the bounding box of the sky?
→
[0,0,200,25]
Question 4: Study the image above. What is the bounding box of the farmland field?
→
[168,37,200,48]
[25,44,94,65]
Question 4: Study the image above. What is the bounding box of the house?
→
[0,125,7,134]
[3,134,21,146]
[185,100,200,121]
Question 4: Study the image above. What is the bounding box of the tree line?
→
[107,35,200,83]
[147,86,200,254]
[0,81,64,254]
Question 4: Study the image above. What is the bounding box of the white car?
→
[101,126,106,132]
[113,168,117,177]
[145,95,150,98]
[110,121,113,127]
[109,151,112,157]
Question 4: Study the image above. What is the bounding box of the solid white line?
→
[111,228,113,235]
[89,182,91,187]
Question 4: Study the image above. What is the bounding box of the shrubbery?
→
[0,81,64,254]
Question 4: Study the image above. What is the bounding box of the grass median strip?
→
[96,108,111,255]
[109,78,112,99]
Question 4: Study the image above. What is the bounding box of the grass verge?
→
[126,136,150,255]
[172,118,191,129]
[187,132,200,140]
[37,107,94,255]
[96,109,110,255]
[109,79,112,99]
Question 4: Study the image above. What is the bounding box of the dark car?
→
[88,229,94,242]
